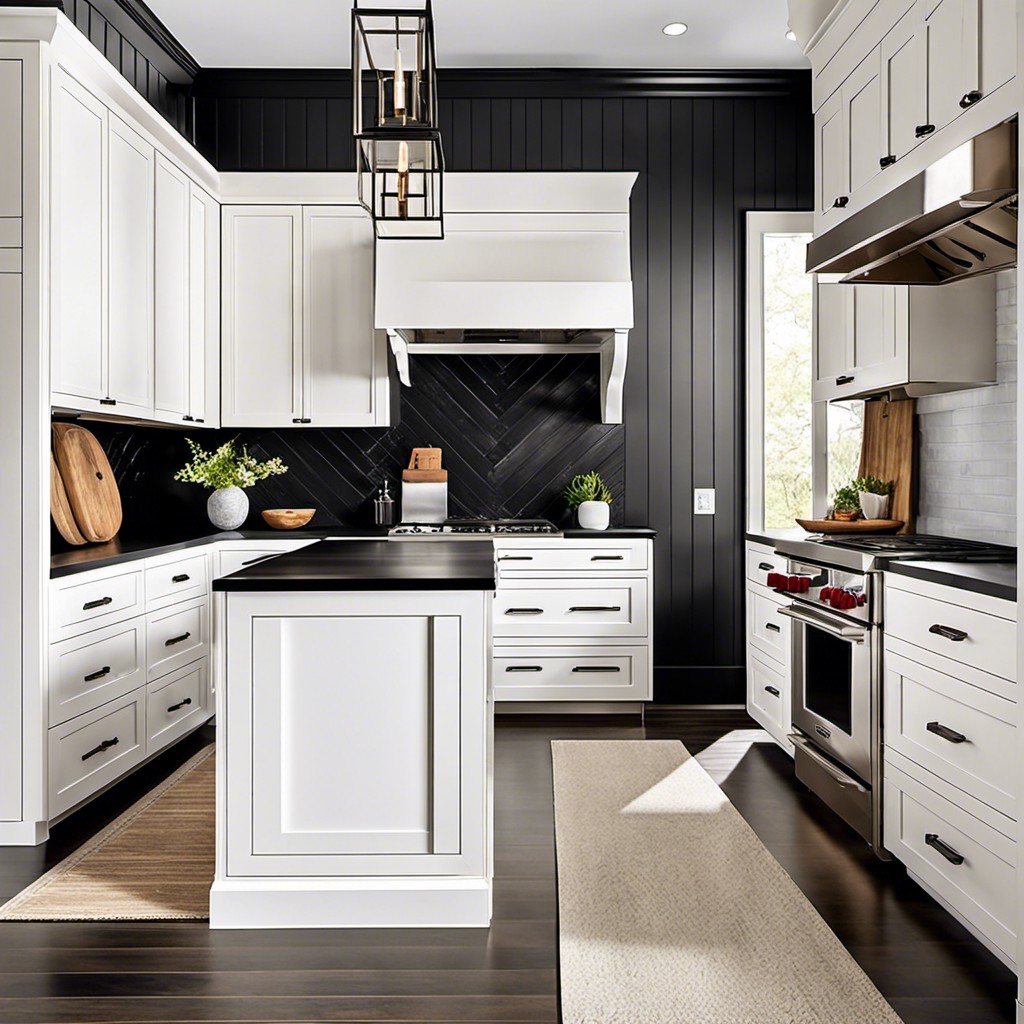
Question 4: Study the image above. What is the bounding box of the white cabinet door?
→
[844,49,884,195]
[188,184,219,426]
[813,280,851,400]
[154,154,191,422]
[924,0,980,133]
[303,207,386,426]
[815,89,847,226]
[106,115,154,417]
[851,285,902,386]
[979,0,1015,97]
[222,206,303,427]
[51,68,106,404]
[0,60,20,220]
[882,8,928,161]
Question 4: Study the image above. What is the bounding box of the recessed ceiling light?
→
[663,22,688,36]
[785,30,797,41]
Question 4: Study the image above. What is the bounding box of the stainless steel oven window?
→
[804,624,853,734]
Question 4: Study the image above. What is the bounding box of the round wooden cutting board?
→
[50,452,88,546]
[51,423,122,543]
[795,518,905,535]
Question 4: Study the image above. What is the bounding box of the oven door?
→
[781,603,873,784]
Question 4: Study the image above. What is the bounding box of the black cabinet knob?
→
[960,90,982,108]
[915,123,936,138]
[99,398,116,406]
[832,196,849,209]
[879,154,897,168]
[836,375,855,386]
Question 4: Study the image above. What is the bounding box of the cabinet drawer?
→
[146,597,209,679]
[48,688,146,818]
[48,616,146,726]
[885,583,1015,682]
[884,763,1015,964]
[50,566,144,641]
[147,659,209,750]
[145,552,208,609]
[747,588,790,667]
[495,541,648,573]
[494,579,648,638]
[493,647,649,702]
[745,546,784,588]
[748,653,786,732]
[885,651,1016,820]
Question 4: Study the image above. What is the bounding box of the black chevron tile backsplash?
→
[71,354,623,542]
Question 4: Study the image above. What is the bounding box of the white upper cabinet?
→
[844,50,884,195]
[923,0,980,134]
[188,184,219,427]
[222,204,389,428]
[0,60,22,223]
[815,89,847,226]
[979,0,1016,96]
[881,8,927,162]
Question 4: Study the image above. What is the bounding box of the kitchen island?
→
[211,540,496,929]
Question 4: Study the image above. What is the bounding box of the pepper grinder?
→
[374,479,396,527]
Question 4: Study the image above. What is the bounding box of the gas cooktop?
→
[390,518,562,539]
[776,533,1016,572]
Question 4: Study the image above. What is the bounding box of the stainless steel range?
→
[771,533,1014,853]
[389,518,563,539]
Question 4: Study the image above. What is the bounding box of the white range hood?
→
[374,172,637,424]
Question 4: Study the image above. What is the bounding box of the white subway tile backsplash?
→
[916,271,1016,545]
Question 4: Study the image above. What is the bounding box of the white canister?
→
[859,492,889,520]
[577,500,610,531]
[207,487,250,531]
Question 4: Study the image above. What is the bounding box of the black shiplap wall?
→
[189,69,813,703]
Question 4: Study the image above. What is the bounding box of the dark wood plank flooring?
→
[0,711,1014,1023]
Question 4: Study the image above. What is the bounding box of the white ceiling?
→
[146,0,807,71]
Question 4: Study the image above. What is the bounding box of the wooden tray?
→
[52,423,122,544]
[50,453,88,546]
[796,518,905,535]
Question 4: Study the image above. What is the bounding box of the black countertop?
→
[213,539,498,592]
[562,526,656,539]
[885,560,1016,602]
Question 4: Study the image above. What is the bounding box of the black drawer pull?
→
[83,666,111,683]
[99,397,116,406]
[498,555,534,561]
[765,622,781,633]
[879,154,897,168]
[82,737,119,761]
[505,665,543,673]
[960,90,982,108]
[569,606,622,613]
[83,596,113,611]
[505,607,544,615]
[165,632,192,647]
[591,555,624,561]
[195,418,205,424]
[836,374,855,385]
[915,123,936,138]
[927,721,967,744]
[572,665,621,673]
[929,623,968,642]
[291,417,312,424]
[925,833,964,866]
[758,562,775,572]
[182,414,194,422]
[764,685,781,698]
[167,697,193,713]
[832,195,849,208]
[171,573,191,584]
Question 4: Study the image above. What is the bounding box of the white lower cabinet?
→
[146,597,209,679]
[146,659,209,748]
[494,647,648,702]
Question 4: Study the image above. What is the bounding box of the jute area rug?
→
[0,745,214,921]
[552,740,903,1024]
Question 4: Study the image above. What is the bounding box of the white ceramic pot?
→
[859,492,889,520]
[207,487,249,531]
[577,500,610,531]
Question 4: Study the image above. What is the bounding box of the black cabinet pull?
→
[836,374,855,386]
[83,666,111,683]
[929,623,968,642]
[505,607,544,615]
[182,414,194,422]
[165,632,192,647]
[505,665,543,673]
[591,555,624,561]
[82,737,118,761]
[569,606,622,613]
[758,561,775,572]
[83,596,113,611]
[765,622,781,633]
[915,123,936,138]
[291,417,312,424]
[879,154,897,168]
[195,418,205,424]
[764,685,781,698]
[959,90,982,108]
[832,195,849,208]
[925,833,964,866]
[572,665,621,673]
[498,555,534,561]
[167,697,193,713]
[99,397,116,406]
[927,721,967,744]
[171,573,191,584]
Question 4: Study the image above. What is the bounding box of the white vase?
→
[207,487,249,531]
[859,492,889,520]
[577,500,610,531]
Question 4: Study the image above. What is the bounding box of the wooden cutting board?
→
[796,518,905,535]
[50,452,88,545]
[858,398,915,534]
[51,423,122,543]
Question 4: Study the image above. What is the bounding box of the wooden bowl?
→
[261,508,316,530]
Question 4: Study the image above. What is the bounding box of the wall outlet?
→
[694,488,716,515]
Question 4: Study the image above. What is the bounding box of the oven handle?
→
[788,734,868,793]
[778,605,867,643]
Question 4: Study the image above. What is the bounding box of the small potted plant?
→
[564,471,613,531]
[854,475,893,520]
[831,483,861,522]
[175,438,288,531]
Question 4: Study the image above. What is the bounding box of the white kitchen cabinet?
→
[923,0,980,134]
[188,184,219,426]
[222,204,388,428]
[979,0,1016,97]
[814,89,847,227]
[881,7,928,162]
[843,49,884,195]
[0,59,20,223]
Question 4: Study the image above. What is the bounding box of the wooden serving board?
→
[50,453,88,545]
[859,398,915,534]
[52,423,122,543]
[796,518,905,535]
[402,469,449,483]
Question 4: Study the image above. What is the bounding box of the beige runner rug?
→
[0,745,214,921]
[552,740,903,1024]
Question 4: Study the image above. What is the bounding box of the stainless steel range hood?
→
[375,173,637,424]
[807,121,1018,285]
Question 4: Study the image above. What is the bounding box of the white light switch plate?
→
[694,488,716,515]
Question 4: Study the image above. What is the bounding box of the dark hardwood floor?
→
[0,710,1015,1023]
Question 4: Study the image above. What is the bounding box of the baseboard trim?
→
[495,701,644,715]
[0,819,48,845]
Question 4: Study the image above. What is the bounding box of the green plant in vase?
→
[853,475,894,520]
[831,483,861,522]
[564,471,613,531]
